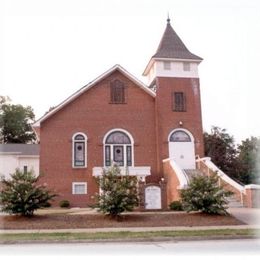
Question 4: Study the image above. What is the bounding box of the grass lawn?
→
[0,229,259,243]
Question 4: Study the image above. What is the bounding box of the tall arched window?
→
[104,130,133,167]
[72,133,87,168]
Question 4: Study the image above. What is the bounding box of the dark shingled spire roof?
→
[152,18,202,61]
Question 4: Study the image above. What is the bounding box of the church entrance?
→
[168,129,195,169]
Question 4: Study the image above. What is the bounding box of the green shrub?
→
[180,174,232,215]
[0,169,56,216]
[93,165,139,219]
[59,200,70,208]
[169,201,183,211]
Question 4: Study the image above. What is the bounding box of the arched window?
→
[104,130,133,167]
[169,130,191,142]
[72,133,87,167]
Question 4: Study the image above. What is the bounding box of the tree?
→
[0,169,56,216]
[0,96,11,143]
[180,174,232,215]
[237,137,260,184]
[204,126,241,182]
[0,102,36,143]
[94,165,139,219]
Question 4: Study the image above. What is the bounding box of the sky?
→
[1,0,260,144]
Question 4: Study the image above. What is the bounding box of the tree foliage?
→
[180,174,232,215]
[204,126,260,185]
[0,169,56,216]
[237,137,260,184]
[0,100,36,143]
[204,126,238,175]
[94,165,139,219]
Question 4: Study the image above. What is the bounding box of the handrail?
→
[163,158,189,188]
[197,157,245,193]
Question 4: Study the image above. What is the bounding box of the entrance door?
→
[168,129,195,169]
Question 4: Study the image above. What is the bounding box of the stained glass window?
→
[104,130,133,167]
[73,133,87,167]
[106,131,131,144]
[170,130,191,142]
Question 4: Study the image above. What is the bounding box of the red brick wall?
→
[245,187,260,208]
[155,77,204,174]
[163,159,181,206]
[39,70,157,207]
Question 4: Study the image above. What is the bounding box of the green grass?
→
[0,229,259,243]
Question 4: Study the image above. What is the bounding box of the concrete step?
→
[227,196,244,208]
[183,169,204,182]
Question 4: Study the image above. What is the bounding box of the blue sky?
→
[1,0,260,143]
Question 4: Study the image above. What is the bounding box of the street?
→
[0,239,260,258]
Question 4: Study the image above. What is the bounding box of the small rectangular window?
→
[173,92,186,112]
[110,80,125,104]
[163,61,171,70]
[72,182,87,194]
[183,62,190,71]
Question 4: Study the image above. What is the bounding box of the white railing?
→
[197,157,245,194]
[163,158,189,189]
[92,166,151,182]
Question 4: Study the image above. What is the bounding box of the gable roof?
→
[33,64,155,127]
[0,144,39,156]
[153,18,202,61]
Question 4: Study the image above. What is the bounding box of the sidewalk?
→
[227,208,260,225]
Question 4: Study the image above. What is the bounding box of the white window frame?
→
[72,132,88,168]
[103,128,134,167]
[72,182,87,195]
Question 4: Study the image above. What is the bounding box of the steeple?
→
[152,18,202,61]
[143,18,203,85]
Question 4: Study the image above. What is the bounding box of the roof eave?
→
[33,64,155,127]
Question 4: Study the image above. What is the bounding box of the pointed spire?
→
[152,18,202,61]
[167,13,170,24]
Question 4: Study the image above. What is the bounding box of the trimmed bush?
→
[0,169,56,216]
[59,200,70,208]
[180,174,232,215]
[169,201,183,211]
[93,165,139,219]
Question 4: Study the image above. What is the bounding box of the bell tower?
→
[143,18,204,173]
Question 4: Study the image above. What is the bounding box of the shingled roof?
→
[152,18,202,61]
[0,144,39,156]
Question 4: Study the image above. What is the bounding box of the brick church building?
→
[33,18,257,209]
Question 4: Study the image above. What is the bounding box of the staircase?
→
[227,195,244,208]
[183,169,204,183]
[183,168,244,208]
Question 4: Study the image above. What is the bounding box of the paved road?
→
[0,239,260,257]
